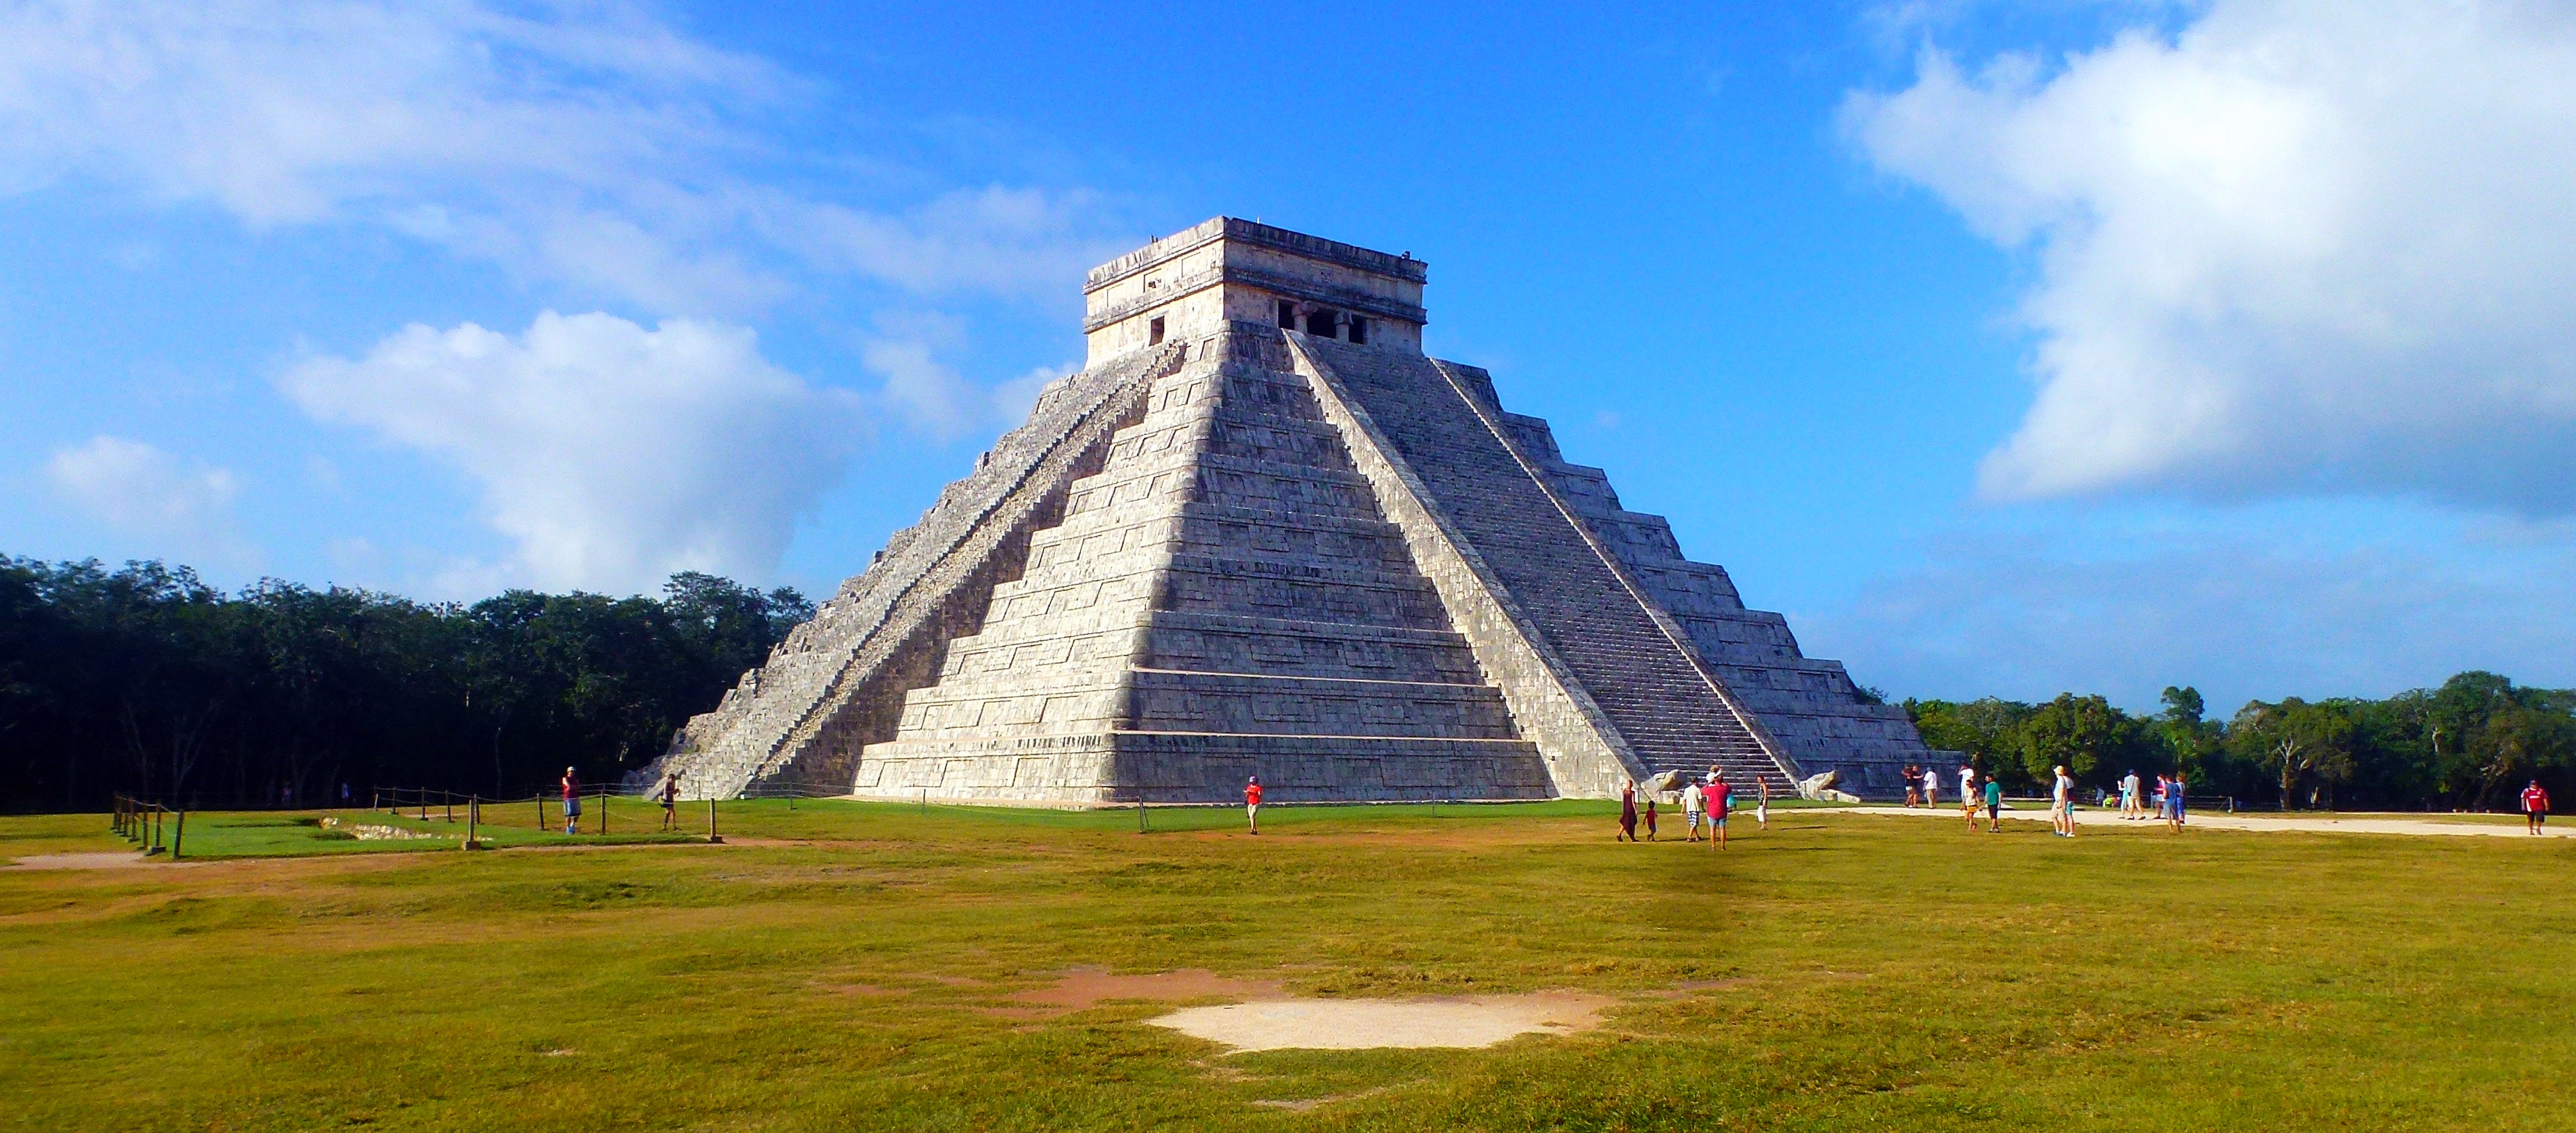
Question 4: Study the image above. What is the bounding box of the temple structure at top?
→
[641,218,1931,803]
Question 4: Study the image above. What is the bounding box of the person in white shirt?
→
[1958,765,1979,825]
[1921,766,1940,806]
[1682,779,1705,842]
[2120,770,2143,819]
[2052,766,2076,837]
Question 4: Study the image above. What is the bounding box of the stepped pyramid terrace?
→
[641,218,1933,803]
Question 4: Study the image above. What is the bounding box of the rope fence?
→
[111,794,184,859]
[371,785,722,844]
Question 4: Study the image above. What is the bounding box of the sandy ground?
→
[1825,804,2574,839]
[1150,992,1615,1052]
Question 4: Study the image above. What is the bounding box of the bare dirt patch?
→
[1023,967,1284,1010]
[980,967,1284,1018]
[1151,990,1615,1052]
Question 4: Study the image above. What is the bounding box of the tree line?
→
[0,556,810,812]
[6,554,2569,813]
[1906,677,2576,810]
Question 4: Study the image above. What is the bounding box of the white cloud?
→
[862,338,979,441]
[773,186,1135,301]
[990,361,1079,424]
[856,308,1075,440]
[281,311,864,593]
[1847,0,2576,512]
[42,435,253,564]
[0,1,1128,313]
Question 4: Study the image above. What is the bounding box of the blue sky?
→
[5,0,2573,713]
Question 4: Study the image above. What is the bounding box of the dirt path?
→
[4,852,202,870]
[1822,804,2574,839]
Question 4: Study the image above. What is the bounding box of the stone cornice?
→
[1084,216,1426,293]
[1083,262,1429,333]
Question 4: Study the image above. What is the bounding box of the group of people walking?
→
[2108,769,2189,831]
[1922,761,2194,835]
[1618,770,1767,847]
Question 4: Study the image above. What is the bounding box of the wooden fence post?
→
[171,810,185,860]
[707,797,721,844]
[597,787,608,835]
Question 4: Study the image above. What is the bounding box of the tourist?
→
[658,772,680,831]
[2522,779,2550,835]
[1922,766,1941,807]
[1958,764,1978,826]
[2121,769,2142,820]
[1644,791,1660,841]
[1903,764,1922,807]
[1755,778,1770,832]
[1245,775,1263,835]
[1618,781,1639,842]
[1682,777,1705,842]
[1707,773,1732,849]
[2051,765,2074,837]
[1983,774,2004,833]
[2169,774,2188,831]
[561,767,580,836]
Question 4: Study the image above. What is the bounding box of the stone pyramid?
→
[646,219,1930,803]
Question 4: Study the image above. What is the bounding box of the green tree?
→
[2157,685,2221,787]
[1905,697,2035,790]
[2466,702,2576,810]
[2015,694,2143,789]
[2230,698,2357,809]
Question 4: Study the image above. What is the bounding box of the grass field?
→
[3,798,2572,1131]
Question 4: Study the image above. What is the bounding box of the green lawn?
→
[2,799,2571,1131]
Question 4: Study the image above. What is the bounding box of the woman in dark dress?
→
[1618,782,1639,842]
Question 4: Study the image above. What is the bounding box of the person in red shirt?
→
[2522,780,2550,836]
[561,766,580,836]
[1706,772,1733,850]
[1244,775,1262,835]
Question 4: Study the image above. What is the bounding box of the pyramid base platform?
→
[852,732,1556,804]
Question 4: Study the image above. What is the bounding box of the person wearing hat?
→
[1705,772,1732,849]
[560,766,581,836]
[1244,775,1263,835]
